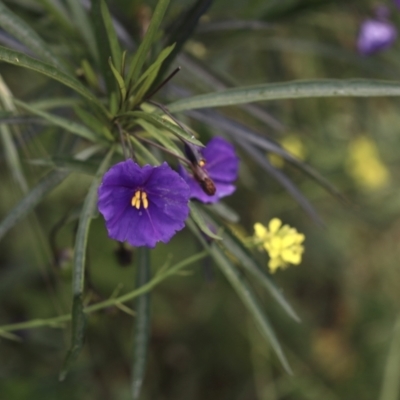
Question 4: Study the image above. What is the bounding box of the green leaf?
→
[0,75,28,193]
[30,97,83,110]
[108,57,127,102]
[206,202,239,223]
[189,203,222,240]
[91,0,115,94]
[15,100,102,143]
[221,228,301,322]
[66,0,98,62]
[0,1,66,70]
[126,0,170,86]
[126,111,204,147]
[129,135,160,165]
[167,79,400,112]
[61,147,114,380]
[131,247,152,400]
[37,0,73,33]
[0,170,68,242]
[154,0,213,86]
[29,156,98,175]
[379,315,400,400]
[131,44,175,104]
[100,0,122,72]
[238,137,322,224]
[0,46,104,109]
[0,251,209,334]
[136,118,183,157]
[74,105,113,140]
[0,144,102,244]
[59,295,87,381]
[210,243,292,374]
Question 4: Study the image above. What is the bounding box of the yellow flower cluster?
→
[346,136,389,190]
[254,218,305,273]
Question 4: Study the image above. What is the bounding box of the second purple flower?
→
[178,137,239,204]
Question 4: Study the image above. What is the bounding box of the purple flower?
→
[357,18,397,55]
[178,137,239,204]
[98,160,190,248]
[394,0,400,10]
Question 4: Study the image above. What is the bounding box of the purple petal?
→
[178,166,236,204]
[98,161,190,248]
[202,137,239,183]
[178,137,239,204]
[357,19,397,55]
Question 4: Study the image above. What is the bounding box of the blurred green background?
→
[2,0,400,399]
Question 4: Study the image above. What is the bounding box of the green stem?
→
[0,250,208,334]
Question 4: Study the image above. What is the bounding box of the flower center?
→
[131,190,149,209]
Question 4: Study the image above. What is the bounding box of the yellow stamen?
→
[131,191,141,208]
[141,192,149,209]
[199,159,205,167]
[131,190,149,209]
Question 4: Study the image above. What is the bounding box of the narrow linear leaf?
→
[100,0,122,71]
[0,75,28,193]
[59,295,86,381]
[155,0,213,85]
[129,134,160,165]
[238,138,322,224]
[61,147,114,381]
[136,118,183,156]
[206,202,239,223]
[379,315,400,400]
[66,0,98,61]
[0,124,28,192]
[108,57,126,101]
[132,247,152,400]
[15,100,101,142]
[0,251,209,335]
[131,44,175,95]
[0,330,22,341]
[188,109,344,203]
[210,243,292,374]
[0,46,104,109]
[178,53,285,132]
[0,1,66,70]
[0,170,68,242]
[132,44,175,103]
[126,0,170,85]
[37,0,73,33]
[29,157,98,175]
[221,228,300,322]
[30,97,83,110]
[74,105,113,140]
[190,202,222,240]
[91,0,115,94]
[128,111,203,147]
[72,148,114,299]
[0,144,103,274]
[168,79,400,112]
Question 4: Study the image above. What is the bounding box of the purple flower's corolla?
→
[178,137,239,204]
[98,160,190,248]
[357,18,397,55]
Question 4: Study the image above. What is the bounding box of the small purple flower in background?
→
[394,0,400,9]
[98,160,190,248]
[357,6,397,55]
[179,137,239,204]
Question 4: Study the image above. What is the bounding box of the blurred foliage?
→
[1,0,400,399]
